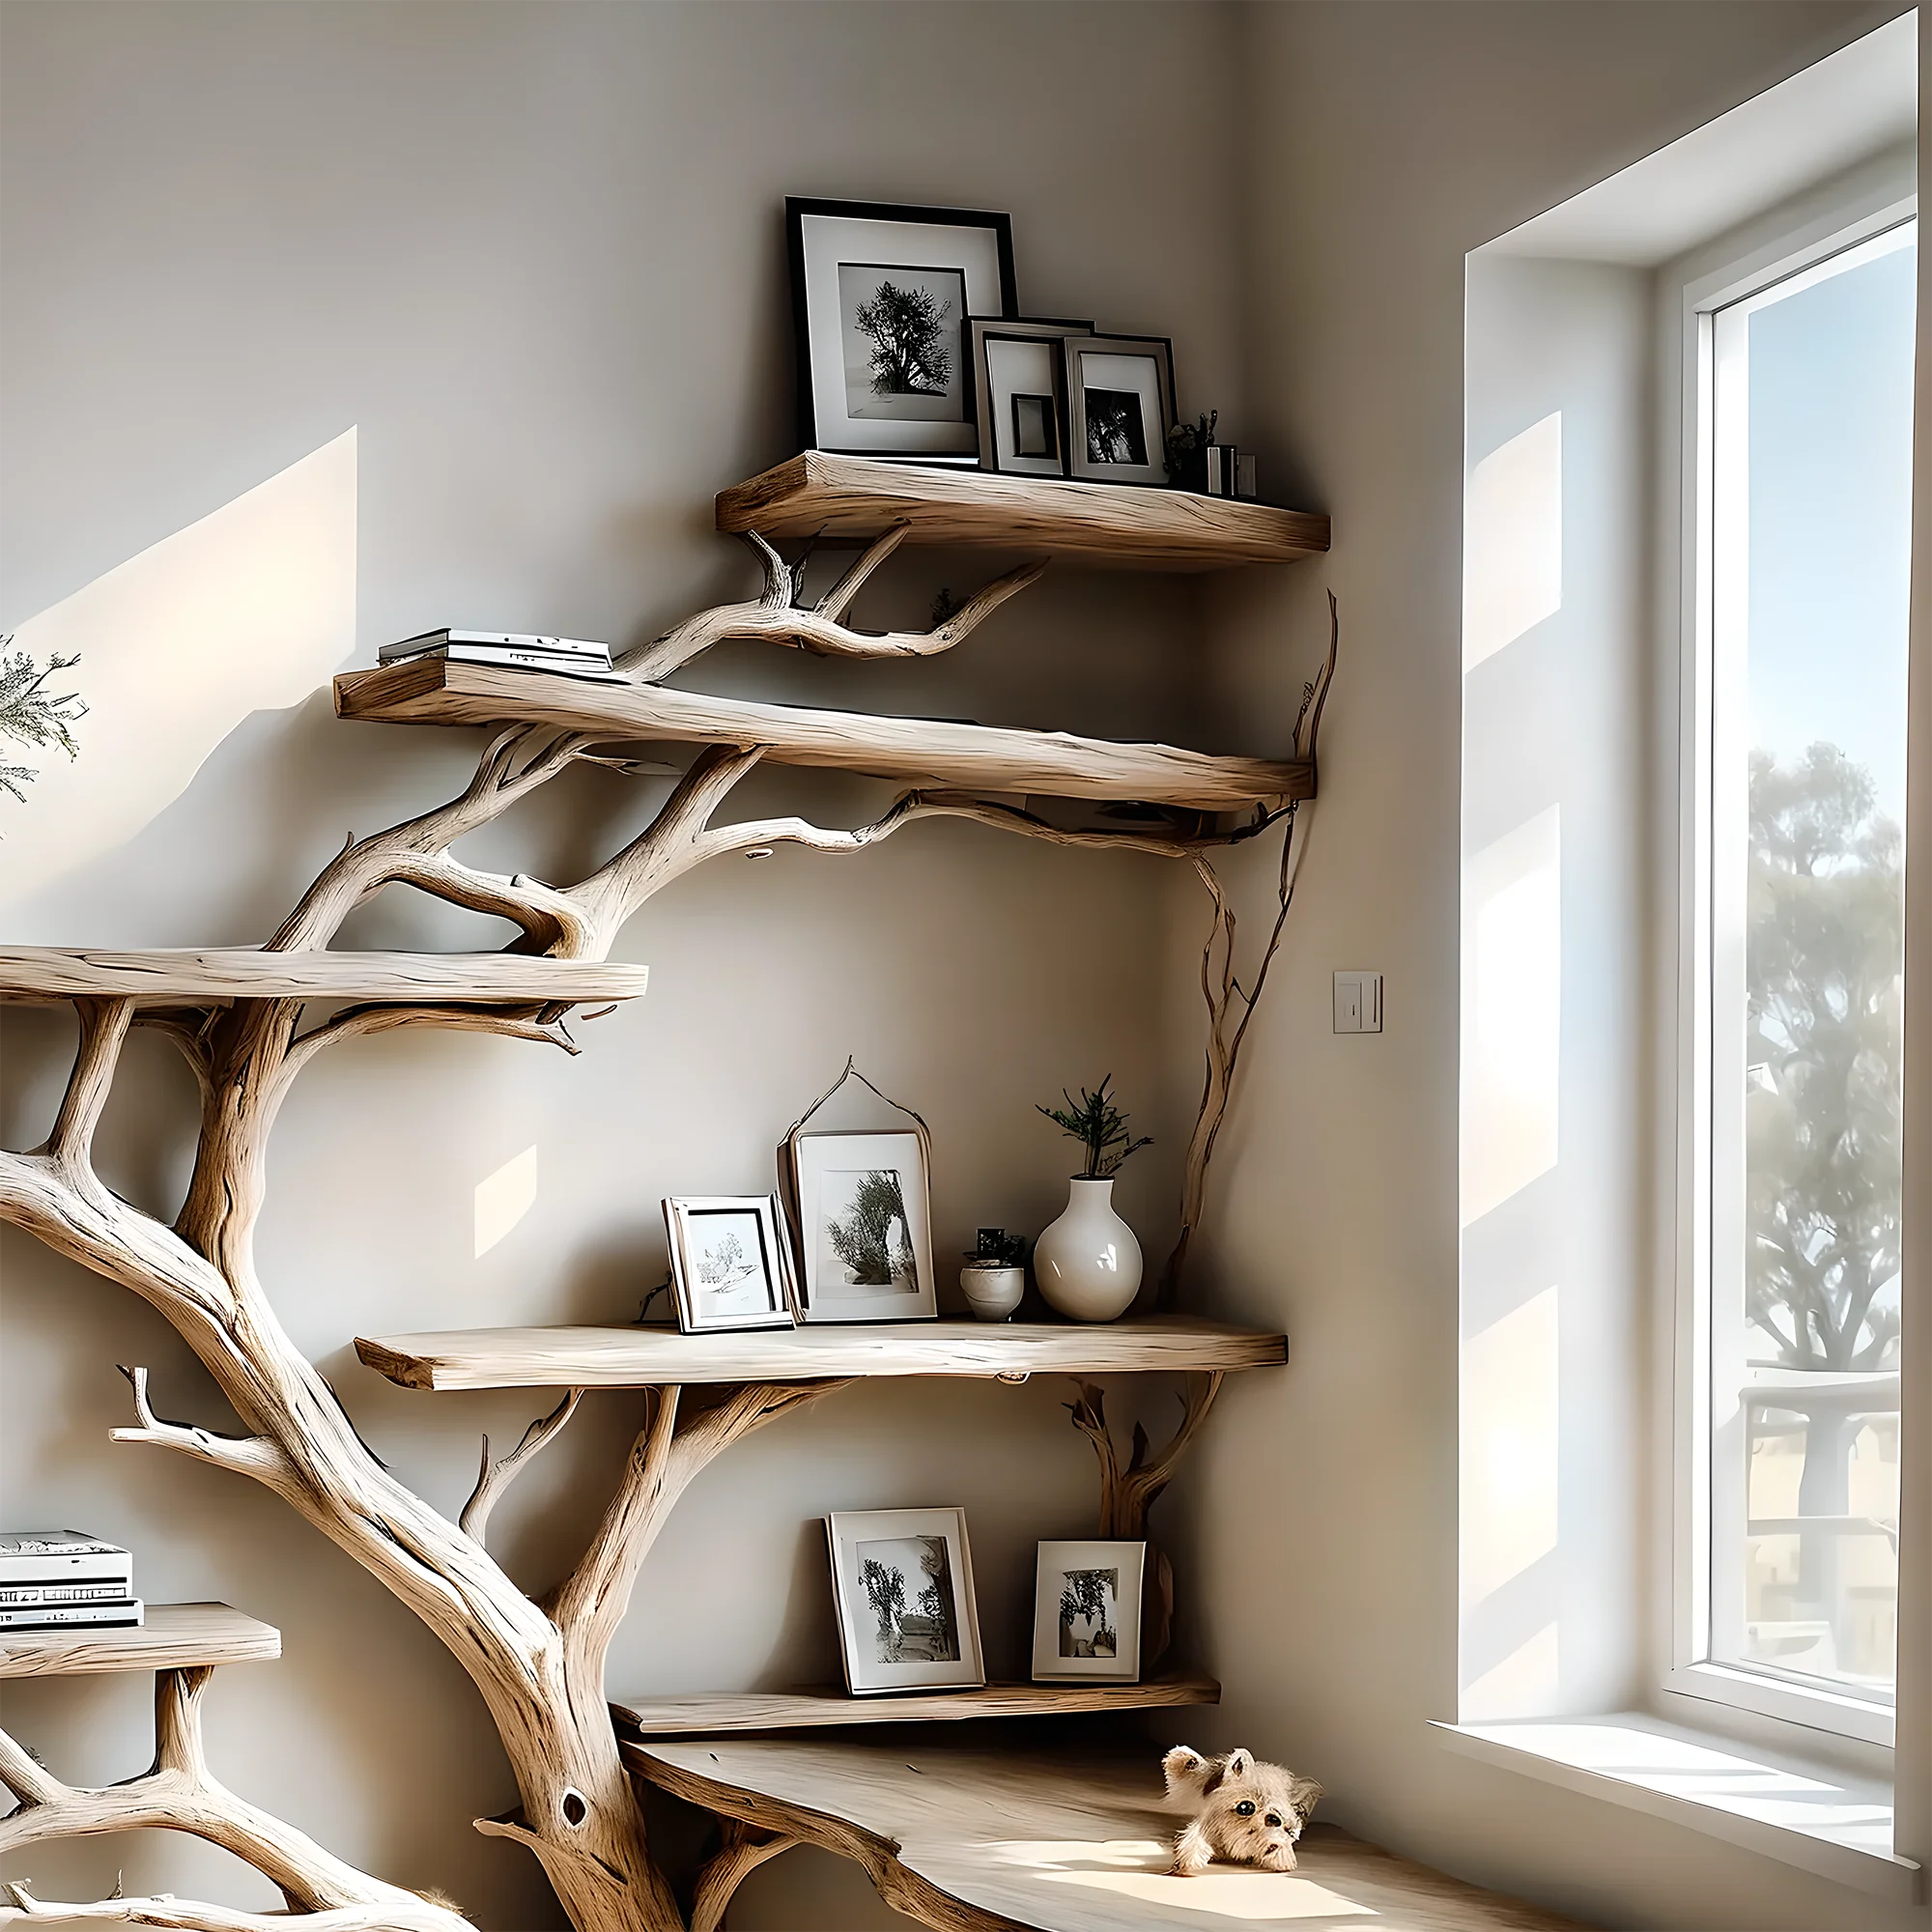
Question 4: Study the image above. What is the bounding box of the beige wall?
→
[0,5,1240,1924]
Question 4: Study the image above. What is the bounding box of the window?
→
[1678,209,1916,1742]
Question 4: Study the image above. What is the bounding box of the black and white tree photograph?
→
[838,263,966,420]
[663,1194,796,1332]
[819,1166,919,1293]
[856,1535,959,1663]
[1057,1565,1120,1659]
[1084,387,1147,465]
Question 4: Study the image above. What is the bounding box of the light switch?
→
[1333,970,1382,1035]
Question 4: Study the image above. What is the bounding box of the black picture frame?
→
[787,197,1018,464]
[1064,333,1178,489]
[966,316,1094,478]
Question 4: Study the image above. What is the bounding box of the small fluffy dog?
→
[1162,1745,1323,1876]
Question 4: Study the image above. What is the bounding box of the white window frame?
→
[1664,162,1916,1753]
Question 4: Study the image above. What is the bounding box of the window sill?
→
[1432,1714,1918,1901]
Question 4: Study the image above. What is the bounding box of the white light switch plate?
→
[1333,970,1382,1034]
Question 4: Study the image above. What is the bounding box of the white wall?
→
[1178,5,1926,1932]
[0,6,1244,1925]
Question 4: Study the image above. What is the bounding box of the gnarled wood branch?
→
[688,1819,801,1932]
[1064,1373,1224,1538]
[109,1367,304,1505]
[462,1389,585,1544]
[0,1888,463,1932]
[619,526,1045,682]
[39,997,133,1176]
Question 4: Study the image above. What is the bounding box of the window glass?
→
[1708,222,1914,1701]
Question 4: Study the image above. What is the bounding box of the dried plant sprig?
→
[0,640,86,805]
[1037,1074,1152,1179]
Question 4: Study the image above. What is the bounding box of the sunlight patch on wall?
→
[1463,411,1562,670]
[475,1145,539,1258]
[1461,1621,1560,1720]
[1461,806,1561,1226]
[0,430,357,914]
[1462,1285,1559,1608]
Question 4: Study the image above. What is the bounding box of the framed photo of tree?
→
[787,197,1017,463]
[787,1128,937,1322]
[663,1194,797,1333]
[1064,334,1177,488]
[826,1508,984,1693]
[1031,1539,1146,1682]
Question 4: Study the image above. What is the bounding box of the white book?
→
[0,1598,144,1631]
[380,629,610,663]
[0,1579,140,1607]
[384,643,627,683]
[0,1531,133,1588]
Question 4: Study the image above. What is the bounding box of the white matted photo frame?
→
[1064,334,1177,488]
[788,1129,936,1322]
[967,317,1093,477]
[1031,1539,1146,1683]
[788,197,1017,463]
[826,1508,984,1693]
[663,1195,797,1333]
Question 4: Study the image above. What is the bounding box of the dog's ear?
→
[1224,1748,1255,1778]
[1163,1747,1206,1778]
[1291,1776,1324,1815]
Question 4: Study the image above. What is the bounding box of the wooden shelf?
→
[333,660,1312,811]
[626,1734,1585,1932]
[355,1317,1288,1392]
[0,1603,281,1680]
[717,451,1330,572]
[0,946,650,1008]
[611,1673,1217,1737]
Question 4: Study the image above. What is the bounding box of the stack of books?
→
[380,630,624,682]
[0,1530,142,1632]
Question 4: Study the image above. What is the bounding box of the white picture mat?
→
[985,336,1062,475]
[800,212,1005,456]
[664,1195,796,1332]
[1031,1539,1145,1682]
[794,1129,936,1321]
[827,1508,985,1693]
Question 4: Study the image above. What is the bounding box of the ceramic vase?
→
[959,1264,1025,1321]
[1033,1177,1142,1322]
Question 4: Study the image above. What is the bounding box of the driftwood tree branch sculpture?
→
[0,524,1334,1932]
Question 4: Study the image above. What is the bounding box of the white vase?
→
[959,1264,1025,1321]
[1033,1178,1142,1322]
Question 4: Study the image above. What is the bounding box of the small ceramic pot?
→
[959,1263,1025,1321]
[1033,1177,1143,1322]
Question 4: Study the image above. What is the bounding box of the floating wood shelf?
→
[611,1673,1217,1737]
[0,1603,281,1680]
[333,659,1312,811]
[626,1734,1585,1932]
[0,946,650,1008]
[355,1317,1288,1392]
[717,451,1330,572]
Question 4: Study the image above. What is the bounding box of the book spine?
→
[387,647,615,672]
[0,1599,144,1631]
[0,1579,136,1607]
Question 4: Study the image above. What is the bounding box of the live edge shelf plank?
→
[333,660,1312,811]
[627,1735,1586,1932]
[716,451,1331,572]
[611,1674,1218,1737]
[0,946,650,1008]
[355,1318,1288,1392]
[0,1604,281,1680]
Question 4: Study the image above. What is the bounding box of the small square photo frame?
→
[788,1128,937,1323]
[1032,1539,1146,1682]
[663,1195,797,1333]
[1065,335,1177,488]
[968,317,1093,477]
[788,197,1017,463]
[827,1507,985,1693]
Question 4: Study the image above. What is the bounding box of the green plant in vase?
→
[1033,1077,1151,1322]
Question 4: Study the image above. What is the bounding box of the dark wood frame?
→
[1064,332,1178,487]
[786,196,1018,462]
[967,316,1094,477]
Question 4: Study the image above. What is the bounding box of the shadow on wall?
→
[0,428,358,932]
